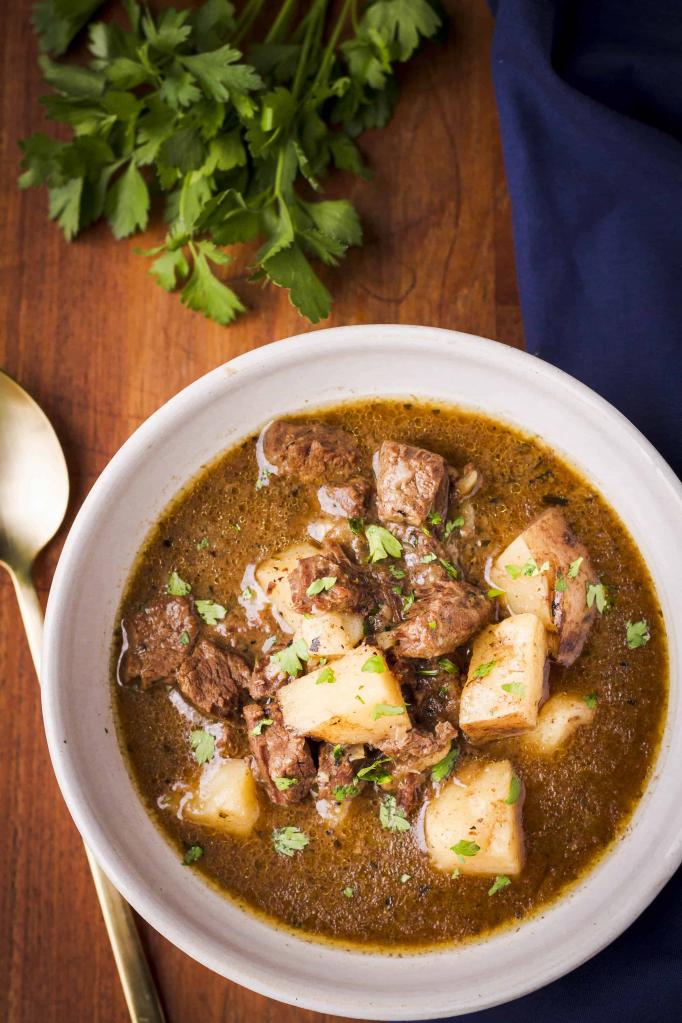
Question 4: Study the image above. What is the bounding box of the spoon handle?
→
[9,564,167,1023]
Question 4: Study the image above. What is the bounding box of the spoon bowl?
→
[0,370,69,571]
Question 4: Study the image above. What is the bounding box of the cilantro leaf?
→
[568,556,584,578]
[195,599,227,625]
[583,692,598,710]
[451,839,479,857]
[190,728,215,764]
[365,524,403,562]
[356,757,393,784]
[431,743,459,783]
[586,582,608,614]
[473,659,496,678]
[105,162,149,240]
[501,681,525,696]
[181,242,245,325]
[274,777,298,791]
[365,0,441,62]
[379,794,411,832]
[167,570,191,596]
[506,775,521,805]
[488,875,511,896]
[179,45,263,103]
[182,843,203,864]
[315,665,336,685]
[251,717,273,736]
[362,653,387,673]
[626,619,650,649]
[306,575,337,597]
[271,637,309,677]
[272,826,308,857]
[372,703,406,720]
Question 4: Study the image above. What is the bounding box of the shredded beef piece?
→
[176,638,249,717]
[394,657,462,730]
[248,646,289,700]
[288,543,369,614]
[380,721,457,814]
[264,419,361,484]
[121,596,200,688]
[375,441,449,526]
[243,703,315,805]
[316,743,363,802]
[216,719,250,759]
[393,580,491,658]
[393,525,460,588]
[317,477,371,518]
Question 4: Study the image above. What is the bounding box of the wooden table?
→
[0,2,521,1020]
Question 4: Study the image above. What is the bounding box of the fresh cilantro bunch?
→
[19,0,442,325]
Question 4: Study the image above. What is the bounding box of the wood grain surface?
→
[0,2,522,1021]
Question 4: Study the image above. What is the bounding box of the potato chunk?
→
[278,643,412,745]
[522,692,595,755]
[459,614,548,742]
[300,610,364,656]
[425,759,524,875]
[254,543,318,632]
[490,509,597,666]
[183,758,260,837]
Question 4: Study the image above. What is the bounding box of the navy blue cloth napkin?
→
[423,2,682,1021]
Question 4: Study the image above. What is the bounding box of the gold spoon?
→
[0,370,165,1023]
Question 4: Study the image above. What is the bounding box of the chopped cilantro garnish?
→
[315,665,336,685]
[365,524,403,562]
[167,571,191,596]
[272,826,309,857]
[451,840,480,857]
[444,516,464,539]
[568,556,584,578]
[438,557,459,578]
[402,591,415,613]
[357,757,393,784]
[348,517,364,535]
[431,743,459,783]
[306,575,337,597]
[626,620,650,649]
[241,586,255,600]
[251,718,273,736]
[506,775,521,805]
[501,681,525,696]
[488,875,511,896]
[586,582,608,613]
[505,559,549,579]
[555,572,567,593]
[342,886,355,898]
[332,744,344,762]
[195,599,227,625]
[473,659,496,678]
[271,638,309,677]
[372,703,406,720]
[487,587,504,599]
[190,728,215,764]
[427,511,442,525]
[179,630,190,646]
[400,873,412,883]
[182,844,203,865]
[583,692,598,710]
[389,565,407,580]
[421,552,437,563]
[438,657,457,674]
[196,537,209,551]
[379,794,411,832]
[427,620,437,630]
[334,783,360,802]
[274,777,298,791]
[362,653,387,673]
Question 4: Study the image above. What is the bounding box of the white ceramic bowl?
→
[42,325,682,1020]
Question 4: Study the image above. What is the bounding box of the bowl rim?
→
[41,324,682,1020]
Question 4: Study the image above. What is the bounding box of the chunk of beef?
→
[263,419,361,484]
[317,477,371,518]
[393,580,491,658]
[316,743,363,802]
[121,596,200,688]
[216,719,250,759]
[380,722,456,814]
[375,441,449,527]
[395,525,460,588]
[365,567,403,632]
[248,646,289,701]
[176,638,250,717]
[243,703,315,805]
[288,543,369,614]
[394,657,461,730]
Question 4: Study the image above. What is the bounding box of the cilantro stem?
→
[309,0,353,95]
[234,0,266,44]
[266,0,299,45]
[291,0,328,102]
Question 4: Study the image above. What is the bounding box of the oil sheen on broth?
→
[113,401,667,949]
